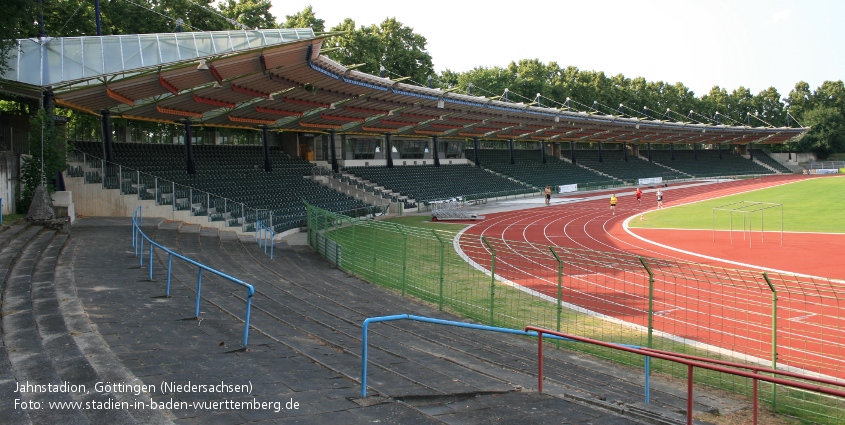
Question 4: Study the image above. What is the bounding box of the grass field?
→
[630,177,845,233]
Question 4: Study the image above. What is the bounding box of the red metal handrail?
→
[525,326,845,425]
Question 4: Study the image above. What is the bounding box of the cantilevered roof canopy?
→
[0,29,807,144]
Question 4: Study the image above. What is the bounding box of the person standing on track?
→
[656,189,663,209]
[610,193,618,215]
[635,187,642,207]
[545,185,552,206]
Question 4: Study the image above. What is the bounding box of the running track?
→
[457,175,845,378]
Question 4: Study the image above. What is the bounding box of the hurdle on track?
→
[712,201,783,248]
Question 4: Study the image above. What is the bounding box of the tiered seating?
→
[566,149,687,184]
[344,164,533,204]
[71,142,370,232]
[472,149,615,190]
[650,149,774,177]
[752,149,793,173]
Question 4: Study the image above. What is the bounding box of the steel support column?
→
[432,136,440,167]
[385,133,394,168]
[509,139,515,164]
[540,141,547,164]
[262,125,273,172]
[184,119,196,175]
[329,130,338,172]
[473,137,480,167]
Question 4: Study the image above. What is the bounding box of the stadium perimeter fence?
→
[306,203,845,424]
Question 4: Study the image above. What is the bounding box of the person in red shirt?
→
[635,187,642,207]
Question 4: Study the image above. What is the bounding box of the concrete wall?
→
[64,175,256,236]
[769,152,815,165]
[340,158,469,167]
[0,152,19,214]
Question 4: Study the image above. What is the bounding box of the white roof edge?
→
[1,28,315,88]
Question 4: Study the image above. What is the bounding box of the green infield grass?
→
[629,177,845,233]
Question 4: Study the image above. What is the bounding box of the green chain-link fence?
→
[306,203,845,424]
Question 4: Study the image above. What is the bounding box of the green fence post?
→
[763,272,778,411]
[432,231,445,311]
[401,232,408,297]
[549,247,564,348]
[638,258,655,349]
[322,211,329,257]
[482,236,496,326]
[351,218,357,277]
[334,214,340,267]
[371,222,378,281]
[307,205,314,248]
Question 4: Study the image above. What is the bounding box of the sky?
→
[268,0,844,101]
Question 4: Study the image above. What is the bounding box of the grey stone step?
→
[2,229,88,424]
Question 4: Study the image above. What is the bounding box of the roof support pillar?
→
[94,0,102,36]
[44,90,65,190]
[540,141,547,164]
[670,142,675,160]
[693,142,697,160]
[385,133,394,168]
[329,130,339,172]
[570,141,576,165]
[647,142,652,162]
[101,109,113,163]
[718,143,723,159]
[184,119,196,175]
[101,109,115,179]
[473,137,480,167]
[508,139,515,165]
[598,142,603,162]
[262,125,273,172]
[623,142,628,162]
[748,143,754,160]
[432,136,440,167]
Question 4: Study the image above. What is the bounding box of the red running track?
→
[457,175,845,378]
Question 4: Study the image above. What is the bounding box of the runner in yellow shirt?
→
[610,194,618,215]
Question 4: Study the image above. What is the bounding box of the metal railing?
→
[526,326,845,425]
[69,150,267,232]
[131,206,255,347]
[254,218,275,259]
[359,314,647,399]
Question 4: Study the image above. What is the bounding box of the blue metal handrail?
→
[131,206,255,347]
[359,314,650,400]
[254,219,274,259]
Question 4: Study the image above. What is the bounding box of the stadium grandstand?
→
[0,27,804,234]
[1,25,823,425]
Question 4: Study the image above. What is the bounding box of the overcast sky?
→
[269,1,843,101]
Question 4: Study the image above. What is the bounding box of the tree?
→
[19,109,67,213]
[326,18,434,86]
[0,0,36,73]
[797,106,845,158]
[282,5,324,32]
[218,0,277,29]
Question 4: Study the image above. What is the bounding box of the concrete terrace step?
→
[63,216,734,424]
[236,240,708,412]
[67,219,435,424]
[192,226,718,421]
[2,229,91,424]
[0,224,44,425]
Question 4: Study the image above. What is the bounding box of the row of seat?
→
[71,142,370,232]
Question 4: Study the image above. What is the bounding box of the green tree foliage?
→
[281,5,324,32]
[19,109,68,213]
[796,106,845,158]
[326,18,434,86]
[0,0,36,73]
[218,0,277,30]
